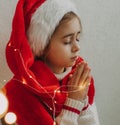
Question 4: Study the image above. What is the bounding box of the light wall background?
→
[0,0,120,125]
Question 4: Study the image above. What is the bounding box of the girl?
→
[4,0,100,125]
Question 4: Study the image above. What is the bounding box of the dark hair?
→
[54,11,82,34]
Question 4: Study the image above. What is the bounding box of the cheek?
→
[49,46,64,59]
[47,45,69,62]
[53,46,70,58]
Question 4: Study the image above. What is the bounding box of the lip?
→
[71,56,78,60]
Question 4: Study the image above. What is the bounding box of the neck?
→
[45,62,65,74]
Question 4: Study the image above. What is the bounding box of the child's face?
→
[45,17,81,73]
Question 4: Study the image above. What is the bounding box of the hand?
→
[67,61,91,101]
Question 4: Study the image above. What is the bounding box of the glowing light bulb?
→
[57,90,61,93]
[8,43,11,47]
[0,91,8,118]
[14,49,17,52]
[3,80,7,82]
[79,81,86,90]
[4,112,17,124]
[53,121,56,125]
[22,78,26,84]
[50,107,52,111]
[54,90,57,93]
[29,75,32,78]
[54,101,57,104]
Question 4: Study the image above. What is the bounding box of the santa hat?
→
[27,0,78,56]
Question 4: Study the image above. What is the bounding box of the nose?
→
[72,41,80,53]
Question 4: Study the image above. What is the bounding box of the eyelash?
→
[76,39,80,42]
[64,39,80,45]
[64,41,72,45]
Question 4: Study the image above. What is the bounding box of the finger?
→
[83,76,91,88]
[79,76,90,94]
[67,62,85,91]
[85,76,91,95]
[79,66,91,86]
[75,62,85,84]
[85,76,91,86]
[67,74,73,90]
[71,62,85,85]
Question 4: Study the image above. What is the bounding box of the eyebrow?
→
[62,31,81,38]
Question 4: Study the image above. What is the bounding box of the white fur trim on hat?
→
[27,0,78,56]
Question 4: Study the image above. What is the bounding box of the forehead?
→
[53,17,81,37]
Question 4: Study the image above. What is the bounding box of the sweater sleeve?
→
[55,97,100,125]
[55,97,85,125]
[78,102,100,125]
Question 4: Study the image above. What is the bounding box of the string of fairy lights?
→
[0,43,86,125]
[0,84,83,125]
